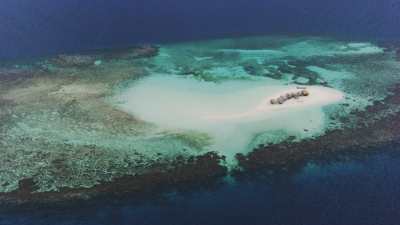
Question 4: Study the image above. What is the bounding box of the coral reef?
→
[47,45,159,68]
[0,152,227,207]
[50,54,97,67]
[1,36,400,207]
[99,45,159,60]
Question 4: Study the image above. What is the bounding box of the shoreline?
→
[114,74,346,164]
[1,37,400,209]
[1,84,400,208]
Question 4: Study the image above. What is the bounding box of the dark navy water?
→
[1,146,400,225]
[1,0,400,59]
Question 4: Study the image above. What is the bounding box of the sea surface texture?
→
[0,1,400,225]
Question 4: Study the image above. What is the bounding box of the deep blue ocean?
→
[1,146,400,225]
[1,1,400,225]
[1,0,400,59]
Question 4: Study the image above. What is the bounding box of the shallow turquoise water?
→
[1,1,400,224]
[2,36,400,193]
[112,36,399,165]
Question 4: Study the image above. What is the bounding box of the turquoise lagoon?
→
[1,36,400,193]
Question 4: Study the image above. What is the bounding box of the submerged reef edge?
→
[1,84,400,208]
[2,37,400,207]
[0,152,227,208]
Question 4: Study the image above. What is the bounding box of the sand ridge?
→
[205,86,344,121]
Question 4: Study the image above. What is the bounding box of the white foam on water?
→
[113,74,344,164]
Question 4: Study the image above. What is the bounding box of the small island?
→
[1,36,400,207]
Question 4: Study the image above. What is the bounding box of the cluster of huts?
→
[270,89,309,105]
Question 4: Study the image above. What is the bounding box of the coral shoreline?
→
[0,152,227,208]
[237,84,400,171]
[1,37,400,208]
[1,85,400,208]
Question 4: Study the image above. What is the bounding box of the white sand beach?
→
[205,86,343,121]
[113,75,344,163]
